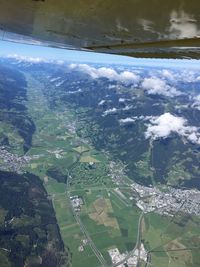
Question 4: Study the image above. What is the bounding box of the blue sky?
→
[0,39,200,69]
[0,39,133,64]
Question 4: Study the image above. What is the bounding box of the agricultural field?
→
[20,75,108,265]
[51,193,100,267]
[142,212,200,267]
[0,122,24,154]
[21,73,144,266]
[23,72,200,267]
[70,188,141,264]
[1,58,200,267]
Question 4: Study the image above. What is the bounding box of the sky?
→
[0,39,200,69]
[1,39,200,145]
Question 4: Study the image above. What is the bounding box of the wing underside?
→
[0,0,200,59]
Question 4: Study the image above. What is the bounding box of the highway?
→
[66,171,108,267]
[67,190,108,267]
[112,211,144,267]
[66,167,144,267]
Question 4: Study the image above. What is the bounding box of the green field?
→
[142,212,200,267]
[24,75,117,266]
[75,188,141,263]
[2,72,199,267]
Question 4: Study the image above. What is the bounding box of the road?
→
[66,171,108,267]
[66,161,144,267]
[112,211,144,267]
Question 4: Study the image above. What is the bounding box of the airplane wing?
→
[0,0,200,59]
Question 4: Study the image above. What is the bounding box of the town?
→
[0,146,31,173]
[133,182,200,216]
[109,160,200,217]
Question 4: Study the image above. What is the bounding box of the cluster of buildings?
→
[47,149,64,159]
[108,244,147,267]
[66,121,76,135]
[108,161,126,185]
[0,146,30,173]
[108,160,200,217]
[70,195,84,212]
[132,182,200,216]
[78,239,89,252]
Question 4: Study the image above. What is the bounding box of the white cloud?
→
[7,54,48,64]
[103,108,118,116]
[67,89,82,94]
[160,69,200,84]
[160,69,175,82]
[180,70,200,83]
[139,115,156,121]
[188,132,199,143]
[98,100,106,106]
[69,63,140,85]
[119,98,126,103]
[108,84,116,89]
[50,77,61,82]
[118,71,139,84]
[145,113,186,139]
[191,95,200,110]
[55,80,65,87]
[6,54,65,66]
[141,77,182,97]
[145,113,200,144]
[50,76,65,87]
[119,118,136,125]
[119,115,156,126]
[122,105,133,111]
